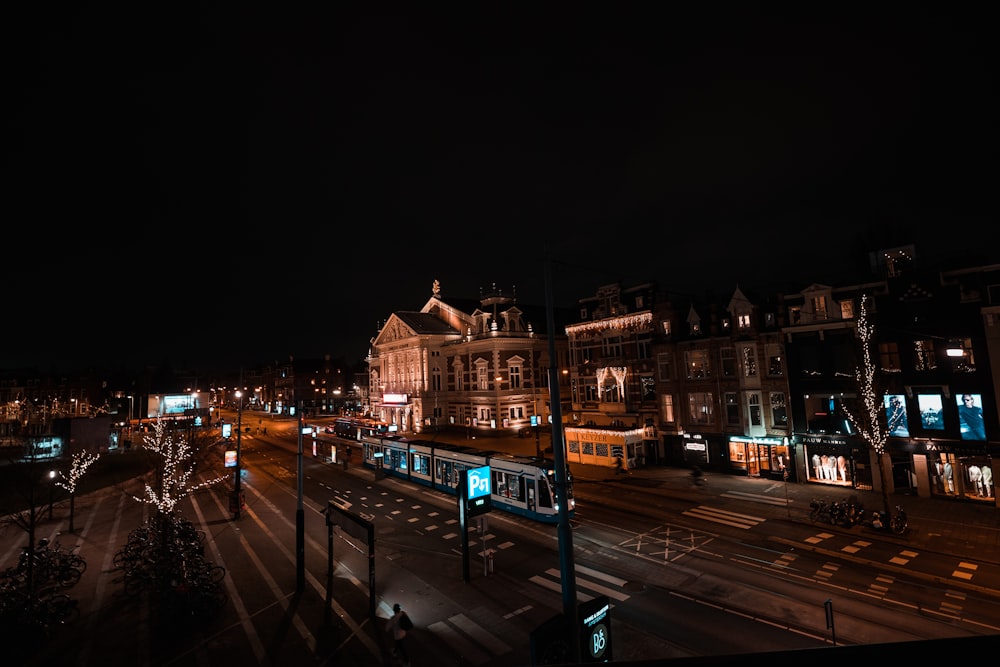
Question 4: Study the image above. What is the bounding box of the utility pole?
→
[545,254,579,663]
[296,400,305,592]
[233,382,244,519]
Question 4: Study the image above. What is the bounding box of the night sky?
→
[4,6,995,374]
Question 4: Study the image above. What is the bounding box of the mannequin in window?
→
[943,461,954,493]
[825,455,837,481]
[968,465,984,496]
[982,466,994,497]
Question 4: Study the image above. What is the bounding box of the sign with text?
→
[579,595,612,662]
[466,465,492,517]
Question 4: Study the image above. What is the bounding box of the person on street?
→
[387,603,411,666]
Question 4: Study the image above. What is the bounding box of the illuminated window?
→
[839,300,855,319]
[685,349,711,379]
[688,392,713,425]
[810,296,828,320]
[662,394,675,423]
[509,365,521,389]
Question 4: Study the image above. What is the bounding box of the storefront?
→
[376,393,412,434]
[921,442,995,505]
[681,434,710,468]
[727,435,793,481]
[564,426,646,470]
[798,434,872,491]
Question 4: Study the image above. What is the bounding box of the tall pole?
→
[545,254,579,662]
[234,388,243,519]
[296,400,305,592]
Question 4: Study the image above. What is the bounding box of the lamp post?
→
[495,375,503,430]
[47,469,56,519]
[233,389,243,519]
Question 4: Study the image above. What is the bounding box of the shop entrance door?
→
[747,443,761,476]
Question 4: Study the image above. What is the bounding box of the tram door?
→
[527,480,535,512]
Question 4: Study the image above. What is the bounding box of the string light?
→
[843,294,891,455]
[55,451,101,494]
[132,419,227,515]
[565,312,653,335]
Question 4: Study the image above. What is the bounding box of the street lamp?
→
[47,469,56,519]
[233,390,244,519]
[495,375,503,430]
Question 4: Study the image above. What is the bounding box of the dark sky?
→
[4,6,995,374]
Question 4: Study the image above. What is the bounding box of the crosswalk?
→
[529,564,631,602]
[682,505,766,529]
[424,565,630,665]
[427,613,514,666]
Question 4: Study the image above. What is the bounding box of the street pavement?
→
[3,424,1000,666]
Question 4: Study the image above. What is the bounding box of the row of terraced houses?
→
[3,244,1000,508]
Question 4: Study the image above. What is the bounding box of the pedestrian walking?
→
[386,603,412,666]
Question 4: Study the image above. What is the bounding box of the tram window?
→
[413,453,430,476]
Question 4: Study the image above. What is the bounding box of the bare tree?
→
[1,438,63,593]
[132,419,226,516]
[840,293,905,522]
[56,451,101,533]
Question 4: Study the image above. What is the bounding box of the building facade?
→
[367,280,572,438]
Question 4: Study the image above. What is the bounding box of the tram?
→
[359,434,574,523]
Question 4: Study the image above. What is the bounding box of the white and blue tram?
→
[360,435,574,523]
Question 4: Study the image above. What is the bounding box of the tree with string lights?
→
[122,419,230,623]
[840,293,904,524]
[133,418,227,515]
[56,450,101,533]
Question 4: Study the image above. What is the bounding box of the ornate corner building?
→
[366,281,573,437]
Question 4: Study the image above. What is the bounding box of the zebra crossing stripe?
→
[530,574,591,601]
[545,568,630,601]
[682,506,764,529]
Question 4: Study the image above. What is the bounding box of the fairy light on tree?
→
[56,450,101,533]
[840,293,898,522]
[133,418,226,515]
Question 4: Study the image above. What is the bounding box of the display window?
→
[804,447,853,487]
[929,453,994,502]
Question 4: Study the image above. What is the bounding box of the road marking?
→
[683,505,765,529]
[543,567,630,601]
[721,490,790,506]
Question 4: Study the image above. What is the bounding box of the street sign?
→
[466,465,492,517]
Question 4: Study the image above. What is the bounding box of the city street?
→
[3,415,1000,665]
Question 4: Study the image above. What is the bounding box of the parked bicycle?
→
[870,505,908,534]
